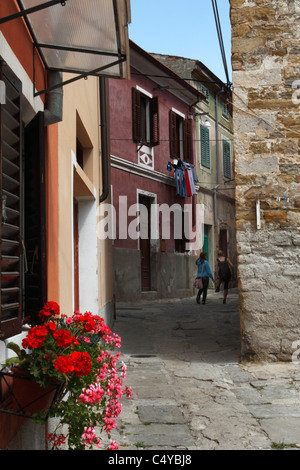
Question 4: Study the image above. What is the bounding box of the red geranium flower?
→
[76,312,96,332]
[70,351,92,376]
[45,322,56,331]
[53,329,78,348]
[54,355,74,374]
[22,325,48,349]
[39,301,60,322]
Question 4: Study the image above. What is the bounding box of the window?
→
[76,112,93,181]
[24,112,47,325]
[174,214,187,253]
[132,88,159,147]
[222,102,230,120]
[223,140,231,179]
[169,110,193,162]
[199,84,209,104]
[200,124,210,169]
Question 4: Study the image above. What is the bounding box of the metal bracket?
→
[33,57,126,97]
[0,0,67,25]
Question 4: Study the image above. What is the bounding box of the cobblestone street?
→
[111,289,300,451]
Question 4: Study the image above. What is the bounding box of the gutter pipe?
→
[44,71,63,126]
[214,88,224,226]
[99,76,109,203]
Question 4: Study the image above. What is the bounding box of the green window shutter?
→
[223,140,231,178]
[200,125,210,169]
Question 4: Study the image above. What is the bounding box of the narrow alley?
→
[111,289,300,451]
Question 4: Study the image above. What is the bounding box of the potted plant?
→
[0,301,132,450]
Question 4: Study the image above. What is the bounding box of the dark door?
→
[24,111,47,323]
[139,195,151,291]
[219,228,228,258]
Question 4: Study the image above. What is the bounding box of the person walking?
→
[215,250,234,304]
[195,252,215,304]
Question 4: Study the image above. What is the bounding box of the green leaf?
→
[2,356,20,366]
[6,342,22,358]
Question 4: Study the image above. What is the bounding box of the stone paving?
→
[111,288,300,450]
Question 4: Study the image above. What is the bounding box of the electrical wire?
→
[110,138,234,142]
[211,0,231,87]
[131,71,224,85]
[230,89,300,138]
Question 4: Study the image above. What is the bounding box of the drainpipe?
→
[215,88,223,186]
[213,88,224,226]
[44,71,63,126]
[99,77,109,203]
[213,184,220,227]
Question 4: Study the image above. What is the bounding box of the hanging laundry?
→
[185,168,192,196]
[175,165,187,198]
[183,162,197,196]
[190,164,199,184]
[173,161,197,198]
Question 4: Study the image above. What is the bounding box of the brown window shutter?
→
[184,118,193,163]
[132,88,141,142]
[150,96,159,147]
[169,110,177,157]
[0,66,23,339]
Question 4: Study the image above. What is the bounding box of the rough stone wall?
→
[112,248,197,302]
[230,0,300,361]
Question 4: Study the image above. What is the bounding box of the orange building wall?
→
[45,124,59,304]
[0,0,45,96]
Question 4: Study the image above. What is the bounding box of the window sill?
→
[74,163,96,199]
[0,328,28,364]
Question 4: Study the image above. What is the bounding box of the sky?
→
[128,0,232,84]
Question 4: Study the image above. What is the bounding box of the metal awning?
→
[0,0,131,95]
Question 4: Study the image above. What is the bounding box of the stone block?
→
[269,230,292,245]
[231,37,266,55]
[264,210,287,223]
[236,155,279,176]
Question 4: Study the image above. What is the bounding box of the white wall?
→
[77,199,99,315]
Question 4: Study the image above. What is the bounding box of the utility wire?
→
[111,138,234,142]
[131,71,222,84]
[230,89,300,138]
[211,0,231,87]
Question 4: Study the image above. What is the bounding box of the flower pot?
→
[0,368,64,450]
[0,371,13,402]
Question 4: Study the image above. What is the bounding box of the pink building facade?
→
[109,42,205,301]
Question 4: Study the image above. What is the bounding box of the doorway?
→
[219,228,228,257]
[139,195,151,291]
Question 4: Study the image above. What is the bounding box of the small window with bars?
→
[199,84,209,104]
[222,101,230,120]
